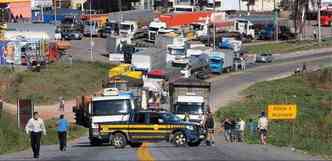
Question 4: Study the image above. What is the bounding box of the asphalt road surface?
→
[1,51,330,161]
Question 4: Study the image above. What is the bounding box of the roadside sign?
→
[268,104,297,120]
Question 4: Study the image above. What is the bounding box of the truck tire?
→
[188,140,201,147]
[112,133,127,149]
[172,131,187,147]
[129,142,143,148]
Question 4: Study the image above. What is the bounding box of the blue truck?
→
[209,50,235,74]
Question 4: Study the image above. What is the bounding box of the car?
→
[83,21,99,37]
[61,31,82,40]
[256,53,273,63]
[98,25,112,38]
[96,110,206,148]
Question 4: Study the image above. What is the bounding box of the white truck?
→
[119,21,138,40]
[131,48,166,72]
[169,78,211,125]
[148,19,173,42]
[73,88,136,145]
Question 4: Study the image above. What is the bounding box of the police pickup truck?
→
[98,110,206,148]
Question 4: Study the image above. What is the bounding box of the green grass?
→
[0,61,109,105]
[245,39,332,54]
[215,68,332,156]
[0,112,87,154]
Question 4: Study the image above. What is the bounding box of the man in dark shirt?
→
[222,118,232,142]
[204,111,215,146]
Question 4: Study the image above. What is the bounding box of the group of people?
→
[25,112,69,159]
[222,112,269,144]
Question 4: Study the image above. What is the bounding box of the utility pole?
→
[274,0,279,41]
[318,0,321,45]
[213,0,216,50]
[89,0,94,61]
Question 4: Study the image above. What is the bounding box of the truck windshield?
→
[92,99,131,116]
[161,113,182,122]
[168,48,185,56]
[149,27,159,31]
[209,59,221,64]
[175,103,203,114]
[120,24,131,30]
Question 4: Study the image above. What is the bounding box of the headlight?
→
[186,126,194,131]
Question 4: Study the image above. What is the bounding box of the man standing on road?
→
[222,118,232,142]
[257,112,268,145]
[59,96,65,112]
[238,118,246,142]
[25,112,47,159]
[204,111,215,146]
[57,114,69,151]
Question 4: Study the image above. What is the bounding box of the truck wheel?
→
[188,140,201,147]
[172,132,187,147]
[112,133,127,149]
[129,142,143,148]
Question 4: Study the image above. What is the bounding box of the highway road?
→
[1,50,331,161]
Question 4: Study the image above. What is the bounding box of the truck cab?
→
[73,88,137,145]
[148,20,167,42]
[233,19,255,39]
[174,95,205,124]
[119,21,138,39]
[167,44,186,66]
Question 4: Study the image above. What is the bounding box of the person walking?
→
[59,96,65,112]
[204,111,215,146]
[57,114,69,151]
[25,112,47,159]
[238,118,246,142]
[257,112,268,145]
[222,118,232,142]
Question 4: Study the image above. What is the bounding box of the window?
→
[149,113,162,124]
[132,113,146,123]
[92,99,131,116]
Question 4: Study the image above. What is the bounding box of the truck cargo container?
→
[209,49,235,74]
[131,48,166,72]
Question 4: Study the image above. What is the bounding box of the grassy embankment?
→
[0,112,87,154]
[215,68,332,157]
[0,61,109,104]
[0,61,109,154]
[245,39,332,54]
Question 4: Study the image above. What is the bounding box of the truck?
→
[209,49,235,74]
[169,78,211,125]
[73,88,137,145]
[131,48,166,72]
[147,19,168,42]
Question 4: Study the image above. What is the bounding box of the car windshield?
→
[175,103,203,114]
[175,7,194,12]
[92,99,131,116]
[161,113,182,122]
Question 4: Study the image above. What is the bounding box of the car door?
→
[147,112,169,141]
[128,112,149,141]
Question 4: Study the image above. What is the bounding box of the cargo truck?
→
[73,88,138,145]
[131,48,166,72]
[209,49,235,74]
[169,78,211,125]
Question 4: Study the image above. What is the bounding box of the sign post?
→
[268,104,297,145]
[17,99,34,129]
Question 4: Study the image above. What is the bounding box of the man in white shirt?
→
[257,112,268,145]
[25,112,47,158]
[238,118,246,142]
